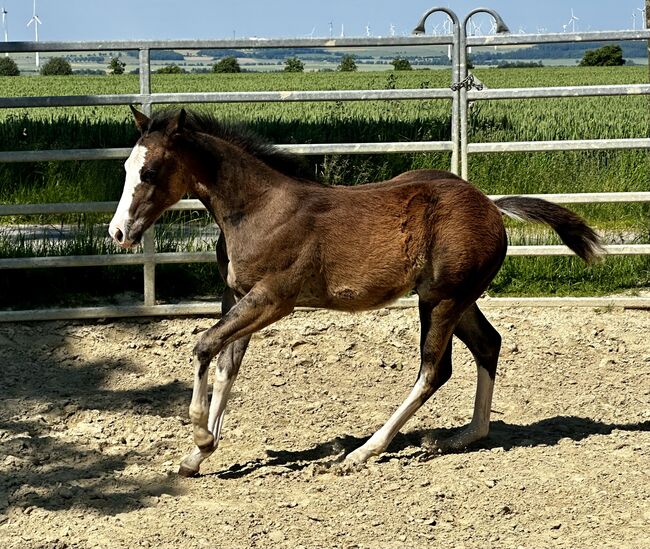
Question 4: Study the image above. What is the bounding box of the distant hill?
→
[471,41,647,62]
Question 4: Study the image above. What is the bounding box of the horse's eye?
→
[141,169,156,183]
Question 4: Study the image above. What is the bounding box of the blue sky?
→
[2,1,648,42]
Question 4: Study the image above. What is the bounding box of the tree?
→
[40,57,73,76]
[108,57,126,75]
[283,57,305,72]
[337,54,357,72]
[391,57,412,71]
[0,57,20,76]
[579,45,625,67]
[155,64,186,74]
[213,56,241,73]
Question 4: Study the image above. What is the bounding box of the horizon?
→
[0,1,648,44]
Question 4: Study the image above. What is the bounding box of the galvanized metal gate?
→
[1,7,649,321]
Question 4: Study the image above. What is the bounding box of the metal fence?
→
[1,10,649,321]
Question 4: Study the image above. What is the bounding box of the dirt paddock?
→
[0,304,648,548]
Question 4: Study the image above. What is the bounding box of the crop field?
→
[0,66,648,306]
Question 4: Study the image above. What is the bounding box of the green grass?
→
[0,66,648,306]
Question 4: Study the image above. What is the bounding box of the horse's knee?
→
[193,333,222,366]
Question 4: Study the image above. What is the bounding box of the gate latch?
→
[451,73,484,91]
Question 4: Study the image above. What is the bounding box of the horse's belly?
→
[296,277,413,311]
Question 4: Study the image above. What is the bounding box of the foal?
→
[109,107,602,477]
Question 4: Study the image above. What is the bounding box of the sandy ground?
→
[0,304,648,549]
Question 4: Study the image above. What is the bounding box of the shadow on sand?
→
[0,325,190,515]
[210,416,650,479]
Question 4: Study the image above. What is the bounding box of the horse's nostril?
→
[115,228,124,242]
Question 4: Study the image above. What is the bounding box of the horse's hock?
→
[0,304,648,548]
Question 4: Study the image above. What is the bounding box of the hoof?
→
[334,460,365,476]
[178,464,200,478]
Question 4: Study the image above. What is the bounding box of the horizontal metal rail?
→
[1,29,647,53]
[2,83,646,111]
[468,84,650,100]
[507,244,650,256]
[2,192,649,217]
[469,138,650,153]
[1,244,647,271]
[0,88,454,109]
[466,29,650,46]
[1,293,648,323]
[0,141,454,164]
[0,35,454,53]
[488,192,650,204]
[2,136,648,164]
[0,251,216,269]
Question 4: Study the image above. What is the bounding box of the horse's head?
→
[109,106,189,248]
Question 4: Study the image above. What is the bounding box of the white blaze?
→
[109,144,148,243]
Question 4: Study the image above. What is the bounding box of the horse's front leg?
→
[178,335,251,477]
[178,282,296,477]
[179,290,251,477]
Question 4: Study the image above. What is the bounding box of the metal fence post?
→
[459,9,510,180]
[412,7,460,175]
[139,47,156,306]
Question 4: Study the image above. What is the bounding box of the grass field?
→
[0,66,648,307]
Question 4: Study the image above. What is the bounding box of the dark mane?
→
[147,108,314,180]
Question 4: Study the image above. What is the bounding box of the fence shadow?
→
[211,416,650,479]
[0,328,190,515]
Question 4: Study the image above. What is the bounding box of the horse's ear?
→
[130,105,150,134]
[166,108,187,137]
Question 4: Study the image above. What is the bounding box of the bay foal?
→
[109,107,602,477]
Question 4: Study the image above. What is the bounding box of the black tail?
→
[494,196,603,263]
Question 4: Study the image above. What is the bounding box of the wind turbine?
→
[568,8,579,33]
[1,4,8,56]
[442,19,452,60]
[389,23,396,37]
[639,7,647,29]
[26,0,42,68]
[632,11,637,30]
[365,23,371,37]
[328,21,333,38]
[340,23,344,38]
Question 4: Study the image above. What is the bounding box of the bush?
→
[579,45,625,67]
[213,56,241,73]
[155,64,186,74]
[337,54,357,72]
[108,57,126,75]
[40,57,73,76]
[0,57,20,76]
[391,57,412,71]
[284,57,304,73]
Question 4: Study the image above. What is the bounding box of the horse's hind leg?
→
[179,288,251,477]
[435,302,501,452]
[344,298,460,465]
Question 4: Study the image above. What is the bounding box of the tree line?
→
[0,44,628,77]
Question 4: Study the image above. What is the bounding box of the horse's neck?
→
[189,137,286,230]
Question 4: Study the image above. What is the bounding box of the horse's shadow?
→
[210,416,650,479]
